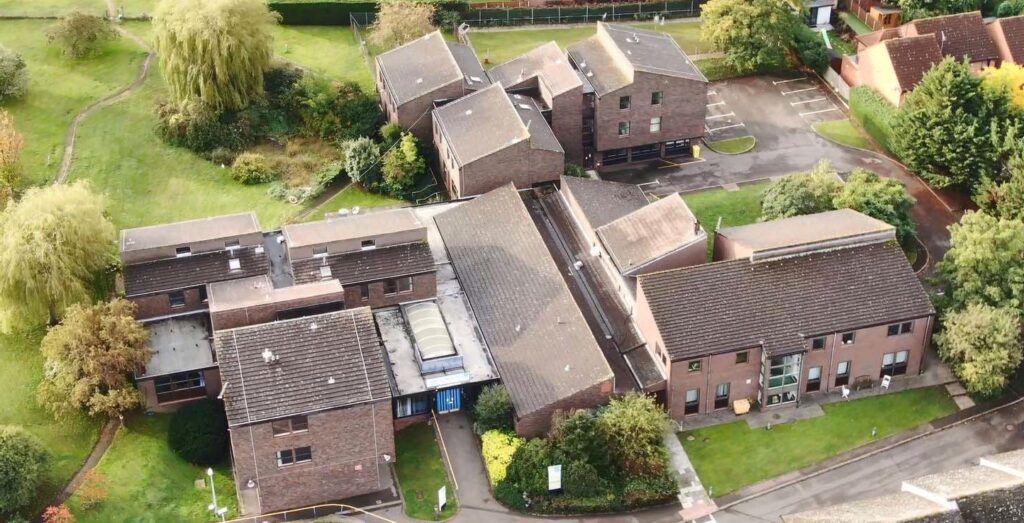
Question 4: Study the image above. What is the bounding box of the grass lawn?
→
[304,183,403,222]
[68,414,238,523]
[827,30,858,55]
[395,423,458,520]
[682,180,768,259]
[0,329,102,519]
[0,0,103,16]
[680,387,958,496]
[272,25,375,91]
[840,11,873,35]
[705,135,756,154]
[814,119,873,150]
[0,20,148,185]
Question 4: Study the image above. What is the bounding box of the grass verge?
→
[0,0,103,17]
[813,119,872,150]
[304,183,403,222]
[272,25,375,90]
[68,414,237,522]
[682,180,768,258]
[679,386,957,496]
[695,57,785,82]
[705,135,756,155]
[395,423,458,521]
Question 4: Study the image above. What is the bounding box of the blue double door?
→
[435,387,463,414]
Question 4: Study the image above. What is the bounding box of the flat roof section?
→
[207,275,344,312]
[716,208,896,261]
[139,314,215,378]
[121,212,260,253]
[280,208,425,249]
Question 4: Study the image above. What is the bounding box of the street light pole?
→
[207,468,226,522]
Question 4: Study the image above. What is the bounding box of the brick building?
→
[633,210,935,420]
[207,276,345,331]
[216,309,395,514]
[375,31,489,143]
[283,208,437,309]
[434,184,614,436]
[985,15,1024,66]
[432,83,564,198]
[567,22,707,167]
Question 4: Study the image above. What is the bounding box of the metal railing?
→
[350,14,375,74]
[223,503,396,523]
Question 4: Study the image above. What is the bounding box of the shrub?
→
[503,438,553,496]
[474,384,513,432]
[549,409,611,472]
[562,460,611,498]
[793,25,829,73]
[46,12,117,59]
[598,392,670,476]
[208,147,237,166]
[342,137,381,186]
[379,122,404,147]
[380,132,426,197]
[263,62,303,104]
[76,469,109,510]
[849,86,897,154]
[296,77,380,142]
[480,429,523,485]
[231,152,277,184]
[564,162,587,178]
[167,399,229,465]
[760,160,841,221]
[622,471,678,506]
[42,505,74,523]
[997,0,1024,15]
[0,45,29,102]
[436,9,462,27]
[155,100,246,154]
[0,426,49,513]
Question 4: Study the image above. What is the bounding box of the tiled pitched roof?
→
[908,11,999,62]
[596,194,703,275]
[433,185,613,417]
[291,242,435,286]
[988,15,1024,63]
[215,308,391,427]
[375,31,463,105]
[447,42,491,91]
[486,41,582,96]
[638,243,934,361]
[559,175,649,229]
[882,35,944,91]
[124,247,269,297]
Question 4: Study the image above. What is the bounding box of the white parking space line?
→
[799,107,840,117]
[773,77,807,85]
[790,97,827,106]
[707,123,746,132]
[781,87,819,96]
[706,112,735,120]
[706,101,726,107]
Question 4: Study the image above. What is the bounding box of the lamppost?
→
[207,468,227,522]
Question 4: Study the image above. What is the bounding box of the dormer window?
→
[319,266,332,279]
[224,239,240,250]
[175,247,192,257]
[313,246,328,258]
[361,239,376,250]
[228,258,241,271]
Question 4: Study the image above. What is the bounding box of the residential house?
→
[840,35,943,106]
[216,308,395,515]
[567,22,707,167]
[487,42,585,163]
[434,184,615,436]
[283,208,437,308]
[633,210,934,420]
[375,31,490,143]
[135,314,222,410]
[432,82,564,198]
[986,15,1024,66]
[854,12,1000,68]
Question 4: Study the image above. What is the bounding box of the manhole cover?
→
[1007,424,1016,431]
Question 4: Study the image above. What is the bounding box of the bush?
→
[379,122,404,147]
[231,152,277,184]
[167,399,229,465]
[760,160,841,221]
[342,137,381,186]
[793,25,829,73]
[76,469,109,510]
[474,384,513,432]
[598,393,670,476]
[46,12,117,59]
[849,86,897,154]
[997,0,1024,15]
[155,100,247,154]
[503,438,553,496]
[208,147,237,166]
[380,132,426,197]
[436,9,463,27]
[0,45,29,102]
[41,505,74,523]
[622,471,678,506]
[564,162,587,178]
[0,426,49,513]
[295,77,381,142]
[480,429,523,485]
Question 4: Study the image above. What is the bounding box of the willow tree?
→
[153,0,278,112]
[0,181,116,332]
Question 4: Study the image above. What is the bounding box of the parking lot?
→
[771,74,846,126]
[704,87,751,141]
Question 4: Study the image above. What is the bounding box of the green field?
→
[0,0,103,16]
[680,387,957,496]
[68,415,238,523]
[0,329,102,519]
[395,424,458,520]
[682,181,769,259]
[272,25,375,90]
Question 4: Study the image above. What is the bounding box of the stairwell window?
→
[650,117,662,133]
[684,389,700,415]
[618,121,630,137]
[619,95,631,109]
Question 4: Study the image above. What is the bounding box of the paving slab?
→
[954,395,977,410]
[946,382,967,396]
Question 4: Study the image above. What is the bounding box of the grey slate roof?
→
[120,212,260,254]
[291,242,435,286]
[448,42,491,91]
[215,308,391,427]
[434,184,613,417]
[486,41,582,96]
[560,175,649,229]
[638,243,934,361]
[124,247,269,297]
[716,208,896,260]
[596,194,703,275]
[375,31,463,106]
[433,83,562,167]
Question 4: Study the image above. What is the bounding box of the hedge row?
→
[849,86,897,155]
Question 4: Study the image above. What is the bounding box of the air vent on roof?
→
[626,50,632,55]
[465,109,473,116]
[262,348,279,364]
[517,103,532,110]
[310,322,318,331]
[469,75,483,83]
[228,258,241,271]
[580,61,587,68]
[327,376,335,385]
[319,266,332,279]
[416,78,423,84]
[254,245,264,255]
[586,71,594,78]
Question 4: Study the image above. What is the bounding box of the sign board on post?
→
[548,464,562,492]
[438,486,447,511]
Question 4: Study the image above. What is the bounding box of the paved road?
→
[602,73,963,276]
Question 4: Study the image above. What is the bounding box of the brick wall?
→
[382,76,467,145]
[130,286,206,320]
[137,367,221,411]
[230,400,396,514]
[439,136,564,198]
[210,290,347,331]
[592,71,706,154]
[550,88,584,164]
[668,347,762,419]
[341,272,436,309]
[514,379,614,437]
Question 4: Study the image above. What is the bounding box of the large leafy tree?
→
[0,426,49,514]
[153,0,278,112]
[701,0,801,74]
[834,169,917,244]
[0,45,28,102]
[37,298,152,421]
[46,12,117,59]
[937,211,1024,310]
[598,392,669,476]
[760,160,841,221]
[0,181,116,331]
[381,132,426,197]
[936,303,1022,396]
[369,0,437,51]
[892,58,1022,190]
[977,145,1024,220]
[342,137,382,187]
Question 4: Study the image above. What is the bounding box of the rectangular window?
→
[768,354,800,389]
[651,91,663,105]
[224,239,240,250]
[618,121,630,137]
[397,276,413,293]
[619,95,631,109]
[383,279,399,296]
[807,366,822,392]
[361,239,376,250]
[735,351,749,364]
[394,393,433,418]
[649,117,662,133]
[312,246,328,257]
[272,416,309,436]
[198,286,208,304]
[881,350,910,378]
[277,446,312,467]
[684,389,700,415]
[687,359,701,372]
[175,246,191,257]
[767,391,798,406]
[841,332,856,345]
[169,291,186,308]
[714,383,730,410]
[887,322,913,336]
[835,361,851,387]
[359,284,370,301]
[154,371,205,403]
[812,337,826,350]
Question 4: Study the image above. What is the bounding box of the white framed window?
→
[272,416,309,437]
[650,117,662,133]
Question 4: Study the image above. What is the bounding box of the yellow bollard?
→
[693,144,701,159]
